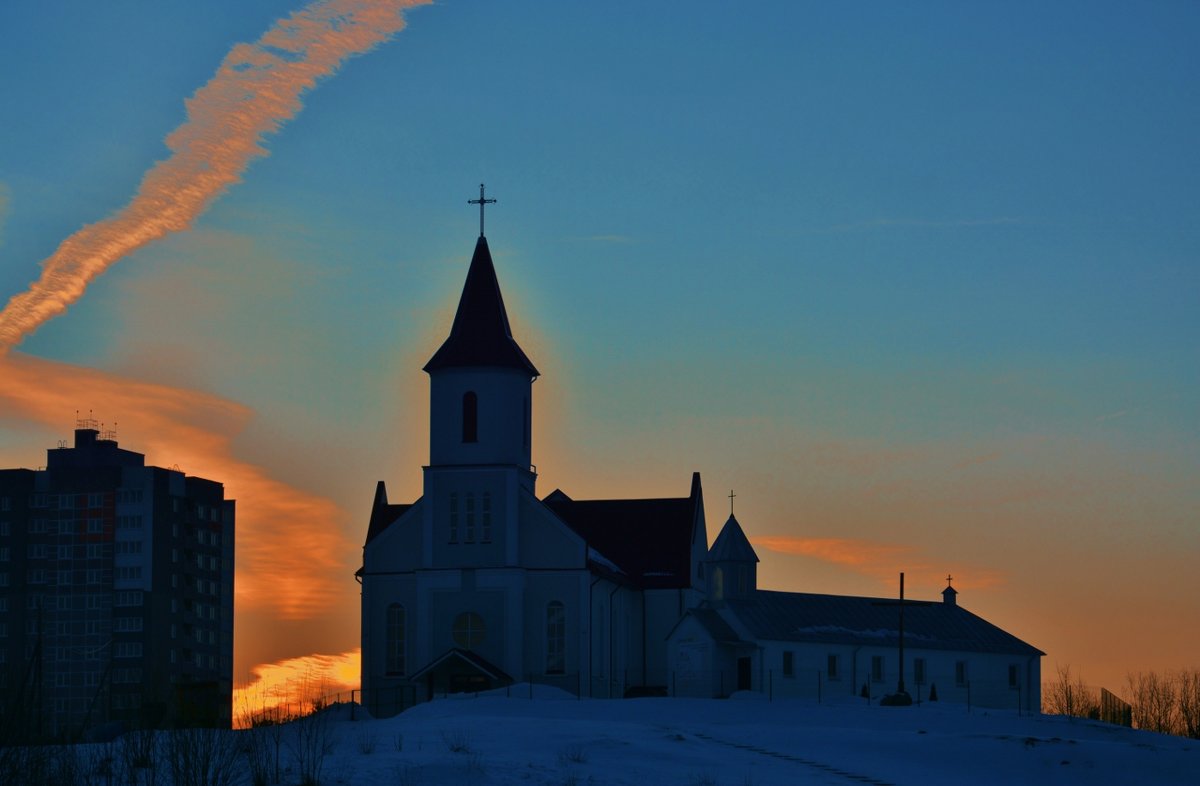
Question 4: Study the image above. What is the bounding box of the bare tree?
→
[1127,670,1179,734]
[1044,663,1098,719]
[165,726,243,786]
[1174,668,1200,739]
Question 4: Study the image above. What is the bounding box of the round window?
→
[452,611,485,649]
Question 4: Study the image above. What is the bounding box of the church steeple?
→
[424,216,537,473]
[707,513,759,601]
[423,236,538,377]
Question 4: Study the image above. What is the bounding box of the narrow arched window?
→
[462,392,478,443]
[712,567,724,601]
[385,604,406,675]
[546,601,565,675]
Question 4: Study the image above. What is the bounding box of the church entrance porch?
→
[409,648,513,701]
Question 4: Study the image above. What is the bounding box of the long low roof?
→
[724,590,1044,656]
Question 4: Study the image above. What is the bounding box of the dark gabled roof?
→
[408,648,513,683]
[709,514,759,563]
[364,480,412,546]
[543,476,700,589]
[687,607,748,645]
[724,590,1043,656]
[423,236,539,376]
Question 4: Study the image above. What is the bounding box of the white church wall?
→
[422,467,516,570]
[429,368,532,468]
[666,616,718,698]
[519,569,587,690]
[364,503,423,573]
[360,570,419,717]
[753,641,1040,710]
[644,589,683,688]
[589,579,641,698]
[429,577,509,674]
[518,492,586,569]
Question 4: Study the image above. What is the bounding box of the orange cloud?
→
[0,0,430,353]
[234,648,360,725]
[0,352,352,620]
[753,535,1005,592]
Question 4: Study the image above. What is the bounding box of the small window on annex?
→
[782,650,794,678]
[452,611,485,650]
[546,601,565,675]
[913,657,926,685]
[462,392,478,443]
[956,660,969,687]
[1008,664,1020,689]
[871,655,884,682]
[385,604,406,675]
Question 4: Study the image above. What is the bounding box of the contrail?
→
[0,0,429,353]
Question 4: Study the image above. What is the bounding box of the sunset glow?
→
[1,1,1196,703]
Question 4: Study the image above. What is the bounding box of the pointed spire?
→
[709,514,759,563]
[424,236,539,376]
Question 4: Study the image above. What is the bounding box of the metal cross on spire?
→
[468,183,496,237]
[728,489,736,516]
[946,574,954,588]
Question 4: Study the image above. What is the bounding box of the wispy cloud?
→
[0,0,430,353]
[0,353,353,620]
[753,535,1005,591]
[581,234,636,244]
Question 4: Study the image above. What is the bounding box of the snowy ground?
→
[297,686,1196,786]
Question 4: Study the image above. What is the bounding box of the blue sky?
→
[1,1,1197,692]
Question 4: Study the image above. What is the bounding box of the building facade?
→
[360,223,1042,715]
[667,514,1044,711]
[0,424,235,738]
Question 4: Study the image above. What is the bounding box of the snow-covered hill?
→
[300,687,1195,785]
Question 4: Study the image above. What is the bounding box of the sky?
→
[0,0,1197,702]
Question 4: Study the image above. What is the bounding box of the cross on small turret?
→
[468,183,496,237]
[946,574,954,588]
[728,489,736,516]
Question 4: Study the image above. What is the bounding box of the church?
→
[358,198,1043,715]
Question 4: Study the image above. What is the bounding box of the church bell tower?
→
[423,186,538,479]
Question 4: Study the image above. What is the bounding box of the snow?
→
[587,547,623,575]
[255,687,1196,785]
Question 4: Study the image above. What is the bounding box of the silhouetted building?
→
[668,516,1043,710]
[359,216,1042,714]
[0,424,234,738]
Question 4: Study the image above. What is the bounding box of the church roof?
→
[408,648,513,684]
[544,483,699,590]
[423,236,539,376]
[708,514,759,563]
[687,607,748,645]
[724,590,1044,656]
[364,480,413,545]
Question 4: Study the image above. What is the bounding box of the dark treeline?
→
[1044,664,1200,739]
